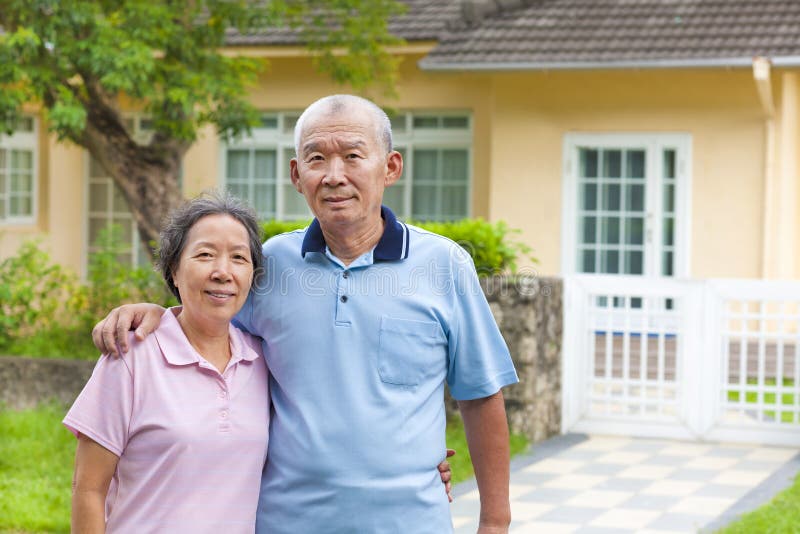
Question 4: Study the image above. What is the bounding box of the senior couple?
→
[66,94,518,533]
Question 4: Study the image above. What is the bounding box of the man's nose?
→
[322,157,347,185]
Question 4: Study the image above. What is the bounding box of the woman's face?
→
[172,214,254,329]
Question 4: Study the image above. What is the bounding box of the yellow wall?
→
[485,69,770,277]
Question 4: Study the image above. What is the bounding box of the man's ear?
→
[384,151,403,187]
[290,158,302,192]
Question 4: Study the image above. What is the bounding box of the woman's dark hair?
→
[157,191,263,302]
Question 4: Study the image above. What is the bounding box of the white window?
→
[386,113,471,221]
[221,111,472,222]
[563,133,691,277]
[85,116,154,267]
[222,113,311,220]
[0,117,37,223]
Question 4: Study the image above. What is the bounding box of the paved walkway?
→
[450,434,800,533]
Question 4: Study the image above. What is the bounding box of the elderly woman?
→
[64,193,269,531]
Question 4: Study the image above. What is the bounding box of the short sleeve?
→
[445,246,519,400]
[62,353,134,457]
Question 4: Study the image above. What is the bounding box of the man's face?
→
[290,106,401,232]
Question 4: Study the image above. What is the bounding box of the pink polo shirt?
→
[63,309,269,533]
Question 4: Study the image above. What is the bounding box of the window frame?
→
[0,116,38,225]
[561,132,692,278]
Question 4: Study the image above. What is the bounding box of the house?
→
[3,0,800,443]
[3,0,800,281]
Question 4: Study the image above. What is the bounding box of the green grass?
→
[715,470,800,533]
[0,406,529,532]
[445,414,530,485]
[726,378,797,423]
[0,404,74,533]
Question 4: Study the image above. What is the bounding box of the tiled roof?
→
[224,0,460,45]
[224,0,800,70]
[421,0,800,69]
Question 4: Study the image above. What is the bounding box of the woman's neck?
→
[176,312,232,373]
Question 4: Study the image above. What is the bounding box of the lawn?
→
[0,405,529,532]
[715,470,800,533]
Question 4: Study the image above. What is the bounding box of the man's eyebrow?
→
[301,141,321,156]
[301,139,366,157]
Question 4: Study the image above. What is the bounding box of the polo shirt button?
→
[342,271,350,279]
[220,411,228,419]
[340,295,348,303]
[218,391,226,399]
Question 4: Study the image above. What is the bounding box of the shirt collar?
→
[154,307,261,366]
[301,205,410,261]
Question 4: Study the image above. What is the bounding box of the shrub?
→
[261,217,535,275]
[0,227,175,360]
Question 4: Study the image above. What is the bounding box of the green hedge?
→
[262,218,535,275]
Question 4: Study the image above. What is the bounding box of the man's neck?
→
[322,215,385,266]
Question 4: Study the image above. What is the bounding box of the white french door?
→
[563,133,691,278]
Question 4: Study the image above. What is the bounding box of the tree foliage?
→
[0,0,404,248]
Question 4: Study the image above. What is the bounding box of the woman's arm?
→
[72,434,119,533]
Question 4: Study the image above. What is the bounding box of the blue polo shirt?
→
[236,206,518,533]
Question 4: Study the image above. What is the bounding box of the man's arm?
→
[91,304,166,356]
[458,390,511,534]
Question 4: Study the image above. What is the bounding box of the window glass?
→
[0,119,36,223]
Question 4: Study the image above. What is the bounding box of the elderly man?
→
[94,95,518,533]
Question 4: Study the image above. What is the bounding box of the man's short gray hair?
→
[293,94,393,157]
[157,191,264,303]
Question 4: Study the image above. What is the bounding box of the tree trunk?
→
[82,123,187,256]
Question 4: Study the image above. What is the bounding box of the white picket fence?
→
[562,275,800,446]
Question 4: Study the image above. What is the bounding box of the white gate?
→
[562,275,800,446]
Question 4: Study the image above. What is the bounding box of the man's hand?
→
[91,303,166,356]
[439,448,456,502]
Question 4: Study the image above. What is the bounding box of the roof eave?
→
[419,56,800,72]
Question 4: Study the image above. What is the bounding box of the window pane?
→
[624,184,645,211]
[413,116,439,129]
[11,150,32,170]
[626,150,645,179]
[441,150,468,183]
[580,216,597,244]
[113,217,134,244]
[601,183,621,211]
[382,184,405,216]
[582,183,597,210]
[601,249,620,274]
[254,150,277,180]
[283,115,300,134]
[282,184,310,219]
[601,216,621,244]
[625,250,644,275]
[227,183,248,202]
[602,150,621,178]
[663,217,674,246]
[253,184,276,219]
[89,156,106,178]
[389,114,406,133]
[663,183,675,213]
[662,251,674,276]
[579,149,598,178]
[413,150,438,179]
[412,185,437,220]
[0,149,6,170]
[663,149,676,179]
[0,197,4,218]
[442,117,468,129]
[625,217,645,245]
[90,182,109,212]
[580,249,596,272]
[259,115,278,129]
[16,117,34,132]
[227,150,250,180]
[112,185,131,212]
[441,185,467,219]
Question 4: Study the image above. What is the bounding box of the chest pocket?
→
[377,316,447,387]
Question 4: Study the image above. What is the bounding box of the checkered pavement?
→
[450,434,799,533]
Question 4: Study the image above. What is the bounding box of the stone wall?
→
[0,356,96,409]
[484,275,562,443]
[1,276,564,444]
